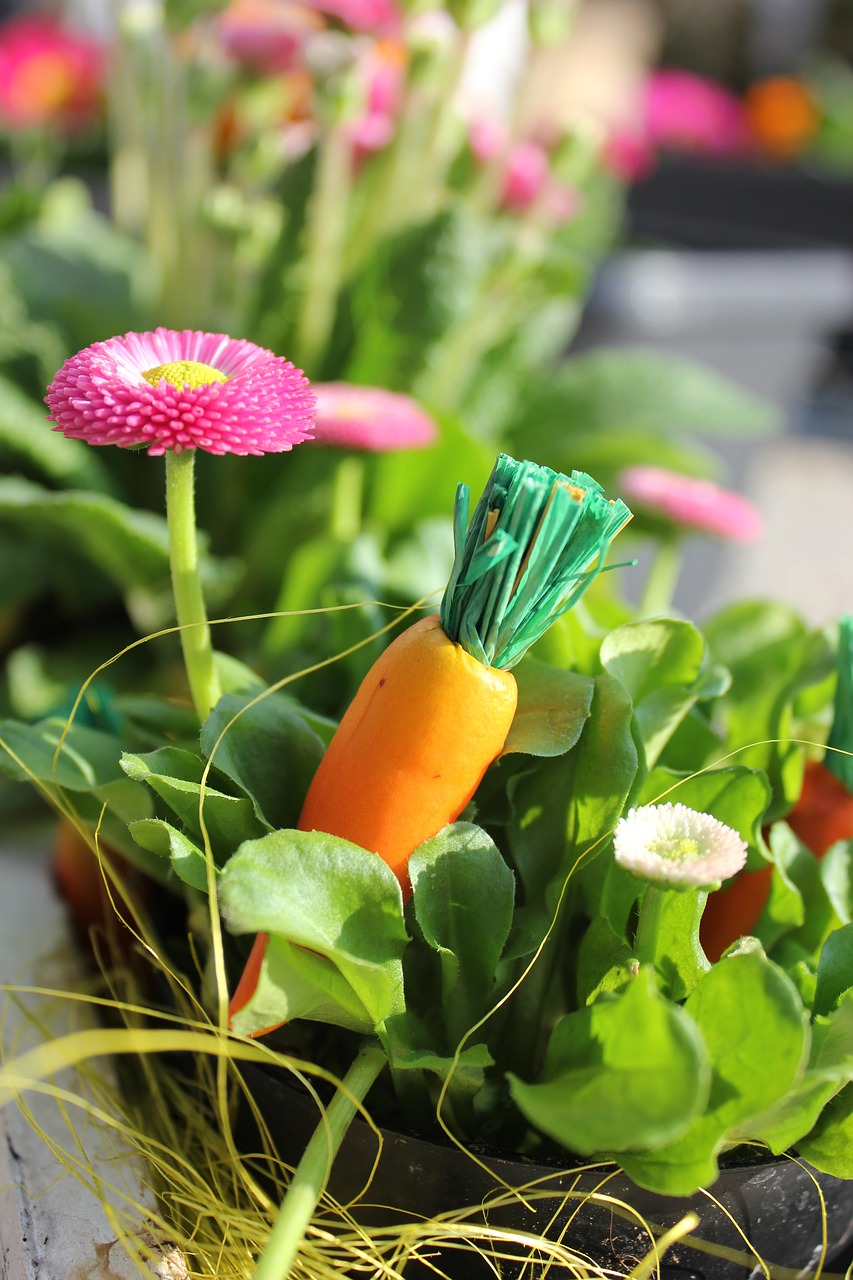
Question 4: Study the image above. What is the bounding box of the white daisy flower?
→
[613,802,748,889]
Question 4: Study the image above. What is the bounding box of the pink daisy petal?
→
[45,328,316,458]
[618,465,763,543]
[311,383,438,451]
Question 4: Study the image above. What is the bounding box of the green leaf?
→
[129,818,212,892]
[0,716,123,790]
[569,672,640,862]
[600,618,709,768]
[759,823,839,957]
[745,990,853,1155]
[0,477,172,591]
[345,206,492,391]
[620,945,809,1194]
[508,968,709,1156]
[219,828,408,1032]
[703,603,833,819]
[796,1082,853,1177]
[504,672,637,911]
[814,924,853,1016]
[512,348,777,455]
[121,747,266,862]
[502,661,594,757]
[0,372,113,491]
[409,823,515,1044]
[200,692,325,830]
[230,932,375,1038]
[3,177,157,350]
[822,841,853,924]
[576,915,638,1005]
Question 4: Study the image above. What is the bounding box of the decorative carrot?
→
[701,614,853,962]
[229,453,632,1026]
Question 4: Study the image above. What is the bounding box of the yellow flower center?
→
[652,837,701,861]
[142,360,229,391]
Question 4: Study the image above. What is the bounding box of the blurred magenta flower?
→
[643,68,749,156]
[304,0,399,33]
[502,139,550,211]
[619,465,763,542]
[468,117,508,164]
[0,15,104,133]
[346,39,405,156]
[603,125,656,182]
[311,383,438,450]
[46,329,315,457]
[219,0,324,75]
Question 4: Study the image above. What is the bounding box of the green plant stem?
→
[639,537,683,617]
[330,455,365,542]
[293,125,353,373]
[634,885,667,968]
[165,449,221,721]
[252,1041,387,1280]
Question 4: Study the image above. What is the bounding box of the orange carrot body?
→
[699,864,774,964]
[230,614,518,1026]
[786,760,853,856]
[298,614,518,890]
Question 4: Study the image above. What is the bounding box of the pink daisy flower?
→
[618,465,763,542]
[46,328,315,457]
[311,383,437,451]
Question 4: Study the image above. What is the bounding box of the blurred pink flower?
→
[619,466,763,542]
[346,39,405,158]
[304,0,399,33]
[603,125,656,182]
[643,69,749,156]
[0,15,104,132]
[468,117,508,164]
[502,139,550,211]
[219,0,324,74]
[47,329,315,457]
[311,383,438,450]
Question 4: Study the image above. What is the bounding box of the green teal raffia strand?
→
[440,453,632,670]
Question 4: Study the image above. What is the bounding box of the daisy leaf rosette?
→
[45,327,316,456]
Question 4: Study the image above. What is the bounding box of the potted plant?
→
[1,329,851,1279]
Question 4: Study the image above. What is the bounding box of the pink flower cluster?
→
[0,15,104,133]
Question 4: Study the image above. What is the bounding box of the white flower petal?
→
[613,802,748,888]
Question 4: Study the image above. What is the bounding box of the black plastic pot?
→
[238,1063,853,1279]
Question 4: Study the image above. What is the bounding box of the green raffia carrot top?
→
[441,452,633,668]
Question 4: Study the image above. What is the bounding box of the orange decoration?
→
[745,76,821,160]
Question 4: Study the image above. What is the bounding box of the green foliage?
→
[408,823,515,1046]
[620,945,809,1193]
[509,968,709,1157]
[219,829,408,1039]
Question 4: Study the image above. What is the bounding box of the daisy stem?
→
[639,536,682,617]
[165,449,221,721]
[252,1040,386,1280]
[634,885,667,968]
[294,124,352,374]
